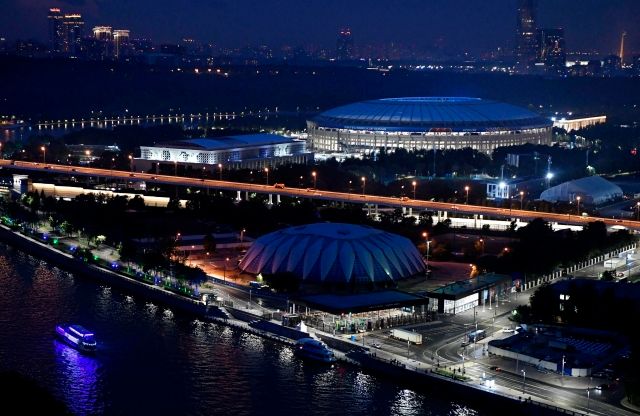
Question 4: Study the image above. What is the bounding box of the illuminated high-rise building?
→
[113,30,130,58]
[62,13,84,56]
[93,26,113,41]
[514,0,538,73]
[538,28,566,75]
[47,8,65,53]
[336,28,354,60]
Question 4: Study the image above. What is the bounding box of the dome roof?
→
[311,97,552,133]
[239,223,426,284]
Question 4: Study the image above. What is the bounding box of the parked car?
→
[371,343,382,349]
[489,366,502,372]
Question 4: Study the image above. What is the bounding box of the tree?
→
[203,233,217,254]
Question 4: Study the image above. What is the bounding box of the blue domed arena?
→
[238,223,426,285]
[307,97,552,155]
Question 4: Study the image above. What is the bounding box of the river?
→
[0,242,481,416]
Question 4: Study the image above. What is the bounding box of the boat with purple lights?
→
[55,324,97,353]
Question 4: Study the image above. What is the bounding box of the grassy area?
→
[434,368,470,382]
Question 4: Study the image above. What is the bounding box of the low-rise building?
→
[135,133,312,172]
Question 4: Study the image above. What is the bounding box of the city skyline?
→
[2,0,639,55]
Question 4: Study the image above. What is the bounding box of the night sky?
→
[2,0,639,54]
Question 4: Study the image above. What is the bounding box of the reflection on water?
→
[0,243,483,416]
[53,340,103,415]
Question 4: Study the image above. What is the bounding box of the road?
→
[3,160,640,231]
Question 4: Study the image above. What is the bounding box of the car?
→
[400,196,409,202]
[274,183,285,189]
[596,383,611,391]
[489,366,502,372]
[501,327,516,333]
[129,173,136,177]
[371,343,382,349]
[71,168,77,172]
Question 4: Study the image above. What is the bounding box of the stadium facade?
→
[306,97,552,155]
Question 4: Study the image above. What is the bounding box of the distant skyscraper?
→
[113,30,130,58]
[538,28,566,75]
[62,13,84,56]
[336,28,354,60]
[93,26,113,41]
[47,8,65,53]
[515,0,538,73]
[619,31,626,65]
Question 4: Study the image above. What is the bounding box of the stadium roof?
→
[159,133,296,150]
[311,97,552,133]
[427,273,513,300]
[239,223,426,285]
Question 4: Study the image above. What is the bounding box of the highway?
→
[3,159,640,231]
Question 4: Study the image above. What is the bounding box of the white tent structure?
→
[539,176,623,205]
[239,223,426,285]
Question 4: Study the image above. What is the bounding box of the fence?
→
[521,243,637,292]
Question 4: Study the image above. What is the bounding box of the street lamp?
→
[128,154,133,171]
[224,257,230,282]
[479,238,485,255]
[0,142,3,159]
[521,370,526,394]
[264,167,269,185]
[240,228,246,244]
[41,145,46,163]
[218,163,223,180]
[312,171,317,189]
[546,172,554,189]
[422,232,430,272]
[412,180,417,199]
[519,191,524,210]
[636,202,640,221]
[361,176,366,195]
[576,195,581,215]
[174,160,178,176]
[464,185,470,204]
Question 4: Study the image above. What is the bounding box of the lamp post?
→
[422,232,430,272]
[174,160,178,176]
[361,176,366,195]
[561,354,565,380]
[520,191,524,210]
[576,195,581,216]
[312,171,317,189]
[41,145,46,163]
[128,154,133,171]
[0,142,3,159]
[637,202,640,221]
[224,257,230,282]
[218,163,223,180]
[348,180,352,194]
[465,185,470,204]
[412,181,417,199]
[546,172,553,189]
[240,228,246,244]
[521,370,526,394]
[264,167,269,185]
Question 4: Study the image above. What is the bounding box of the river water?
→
[0,243,481,416]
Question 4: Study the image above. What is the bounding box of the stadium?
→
[238,223,426,288]
[306,97,552,155]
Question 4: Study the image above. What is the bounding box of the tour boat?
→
[295,338,336,363]
[56,324,97,353]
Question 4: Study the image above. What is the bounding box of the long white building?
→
[135,133,312,172]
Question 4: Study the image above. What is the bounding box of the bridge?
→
[2,159,639,231]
